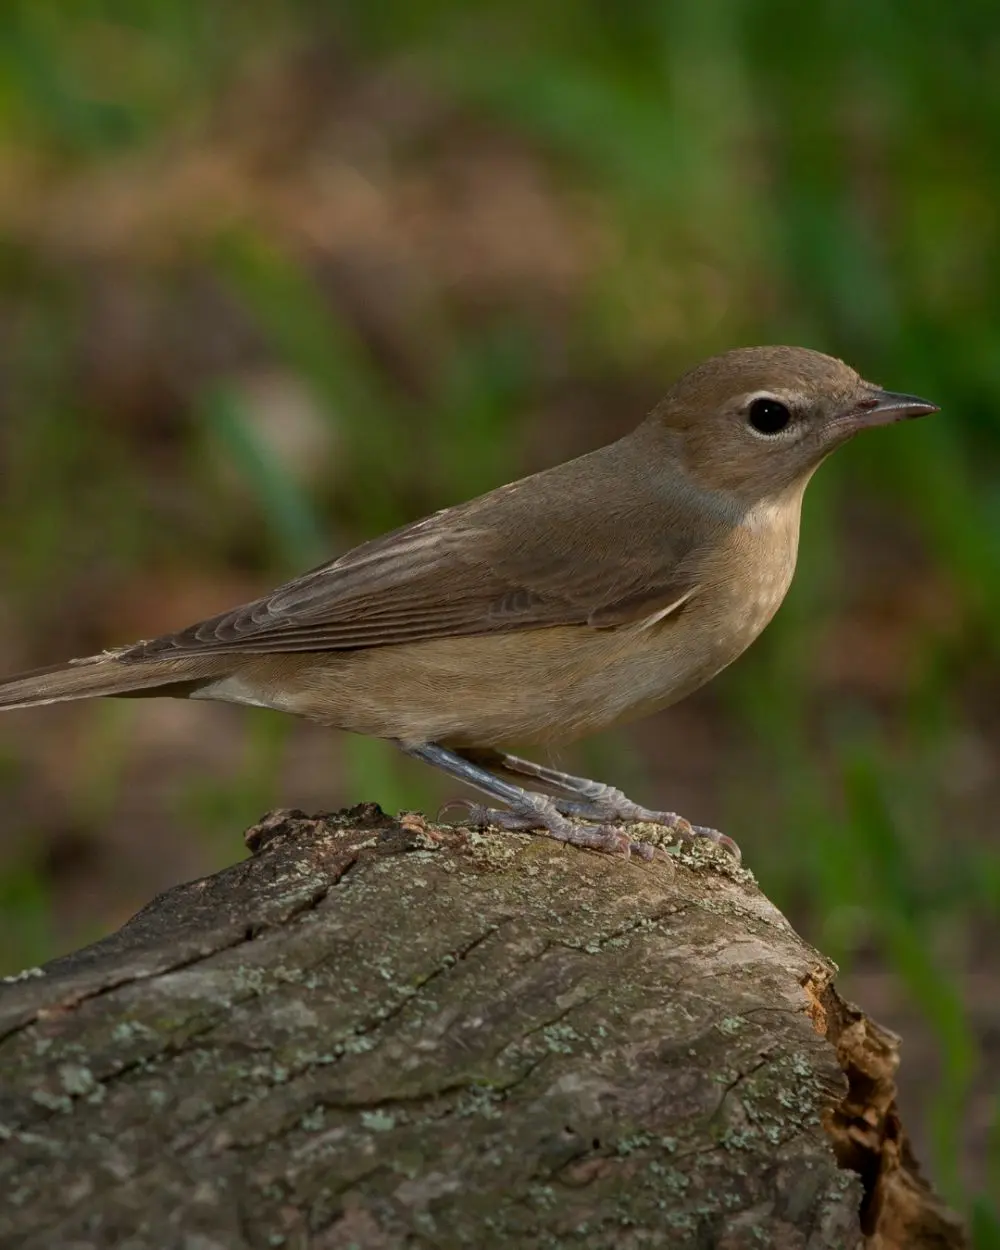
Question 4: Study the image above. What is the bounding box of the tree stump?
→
[0,805,967,1249]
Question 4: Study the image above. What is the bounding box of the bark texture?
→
[0,805,967,1249]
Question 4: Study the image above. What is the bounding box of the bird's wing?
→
[126,474,702,660]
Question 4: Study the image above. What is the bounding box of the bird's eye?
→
[748,397,792,435]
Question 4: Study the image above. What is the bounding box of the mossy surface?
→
[0,806,866,1248]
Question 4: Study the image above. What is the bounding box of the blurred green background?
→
[0,0,997,1234]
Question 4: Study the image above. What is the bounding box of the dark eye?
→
[748,397,792,435]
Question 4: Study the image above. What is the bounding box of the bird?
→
[0,346,936,860]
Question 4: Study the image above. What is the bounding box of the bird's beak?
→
[850,389,940,430]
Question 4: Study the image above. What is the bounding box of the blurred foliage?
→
[0,0,997,1232]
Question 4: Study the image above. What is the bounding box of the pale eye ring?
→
[748,397,792,435]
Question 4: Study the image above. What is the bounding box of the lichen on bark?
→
[0,805,967,1249]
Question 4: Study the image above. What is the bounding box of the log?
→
[0,805,967,1249]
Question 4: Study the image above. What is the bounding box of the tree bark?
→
[0,805,967,1250]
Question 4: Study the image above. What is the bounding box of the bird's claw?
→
[657,815,741,863]
[438,797,649,859]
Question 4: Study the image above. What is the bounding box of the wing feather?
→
[124,455,705,660]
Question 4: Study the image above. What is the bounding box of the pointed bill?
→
[854,389,939,428]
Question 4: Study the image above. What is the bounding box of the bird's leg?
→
[398,742,651,859]
[462,749,741,862]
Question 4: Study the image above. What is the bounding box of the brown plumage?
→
[0,346,937,858]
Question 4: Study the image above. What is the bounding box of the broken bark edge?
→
[805,968,968,1247]
[0,803,969,1250]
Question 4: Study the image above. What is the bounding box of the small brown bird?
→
[0,346,936,859]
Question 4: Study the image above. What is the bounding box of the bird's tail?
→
[0,649,221,710]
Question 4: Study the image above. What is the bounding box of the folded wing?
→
[125,470,703,659]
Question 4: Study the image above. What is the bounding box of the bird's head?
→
[649,345,937,503]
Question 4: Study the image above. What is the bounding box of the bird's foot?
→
[471,752,742,862]
[544,790,742,862]
[635,812,742,863]
[439,797,653,860]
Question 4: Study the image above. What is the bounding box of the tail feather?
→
[0,650,219,710]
